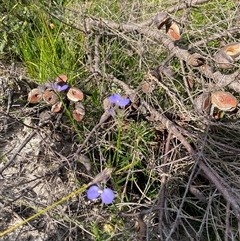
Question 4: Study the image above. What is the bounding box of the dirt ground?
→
[0,62,99,241]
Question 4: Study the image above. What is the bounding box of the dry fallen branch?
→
[110,75,240,224]
[85,14,240,93]
[48,4,240,239]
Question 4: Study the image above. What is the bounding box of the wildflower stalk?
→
[0,167,115,237]
[0,184,88,237]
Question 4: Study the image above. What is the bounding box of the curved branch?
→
[86,17,240,92]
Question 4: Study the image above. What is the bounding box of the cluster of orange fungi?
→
[28,74,85,121]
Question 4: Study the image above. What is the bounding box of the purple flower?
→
[52,83,69,92]
[87,185,115,204]
[109,94,130,107]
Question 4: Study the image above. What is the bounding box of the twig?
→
[0,130,37,176]
[94,34,101,73]
[158,131,172,240]
[167,0,210,13]
[180,59,194,104]
[225,201,231,241]
[188,26,240,49]
[6,90,13,114]
[73,110,112,159]
[143,99,240,223]
[0,111,37,130]
[85,32,94,73]
[165,105,214,240]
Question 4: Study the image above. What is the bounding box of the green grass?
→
[18,7,83,82]
[0,1,85,82]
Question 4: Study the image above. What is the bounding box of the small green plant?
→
[18,7,82,83]
[0,1,84,83]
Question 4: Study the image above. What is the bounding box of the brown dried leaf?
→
[141,81,156,94]
[189,185,207,202]
[186,75,194,89]
[135,215,146,241]
[187,53,205,67]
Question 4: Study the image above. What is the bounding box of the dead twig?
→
[73,110,112,159]
[188,26,240,49]
[180,59,194,104]
[94,34,101,73]
[166,105,214,240]
[158,131,172,240]
[225,201,231,241]
[167,0,210,13]
[0,130,37,176]
[86,16,240,93]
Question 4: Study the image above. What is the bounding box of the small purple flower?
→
[52,83,69,92]
[87,185,115,204]
[109,94,130,107]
